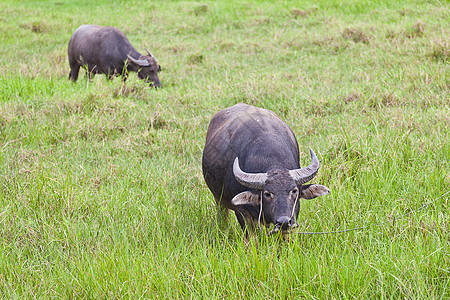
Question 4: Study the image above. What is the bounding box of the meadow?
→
[0,0,449,298]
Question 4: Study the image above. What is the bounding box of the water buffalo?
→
[68,25,161,87]
[202,103,330,235]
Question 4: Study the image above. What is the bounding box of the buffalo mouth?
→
[147,81,162,88]
[268,222,299,235]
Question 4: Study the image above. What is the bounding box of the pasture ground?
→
[0,0,449,298]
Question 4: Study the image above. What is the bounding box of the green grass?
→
[0,0,449,298]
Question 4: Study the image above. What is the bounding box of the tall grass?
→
[0,0,449,298]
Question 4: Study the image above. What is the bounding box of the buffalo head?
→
[231,149,330,233]
[127,49,161,87]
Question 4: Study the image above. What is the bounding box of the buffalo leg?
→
[68,64,80,82]
[121,68,128,82]
[87,71,95,81]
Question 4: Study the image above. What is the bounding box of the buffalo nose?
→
[275,216,292,230]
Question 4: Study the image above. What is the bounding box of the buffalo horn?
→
[145,48,154,58]
[127,55,150,67]
[289,149,320,185]
[233,157,267,190]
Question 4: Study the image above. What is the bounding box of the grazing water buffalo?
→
[202,103,330,235]
[68,25,161,87]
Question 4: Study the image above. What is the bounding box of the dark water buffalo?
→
[68,25,161,87]
[202,103,330,235]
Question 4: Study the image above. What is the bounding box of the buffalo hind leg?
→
[68,65,80,82]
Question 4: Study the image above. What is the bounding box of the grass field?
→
[0,0,449,298]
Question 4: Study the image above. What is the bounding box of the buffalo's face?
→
[261,171,300,231]
[127,53,162,87]
[137,56,162,88]
[230,150,330,234]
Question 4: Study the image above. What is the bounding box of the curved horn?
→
[145,48,154,57]
[289,149,320,185]
[233,157,267,190]
[127,54,150,67]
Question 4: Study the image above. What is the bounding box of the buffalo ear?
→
[300,184,330,199]
[231,191,260,206]
[158,65,161,72]
[232,191,261,220]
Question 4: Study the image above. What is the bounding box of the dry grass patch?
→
[342,28,370,44]
[290,7,317,19]
[428,39,449,62]
[406,21,426,38]
[343,92,361,104]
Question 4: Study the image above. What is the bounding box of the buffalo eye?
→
[291,188,298,194]
[263,191,272,198]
